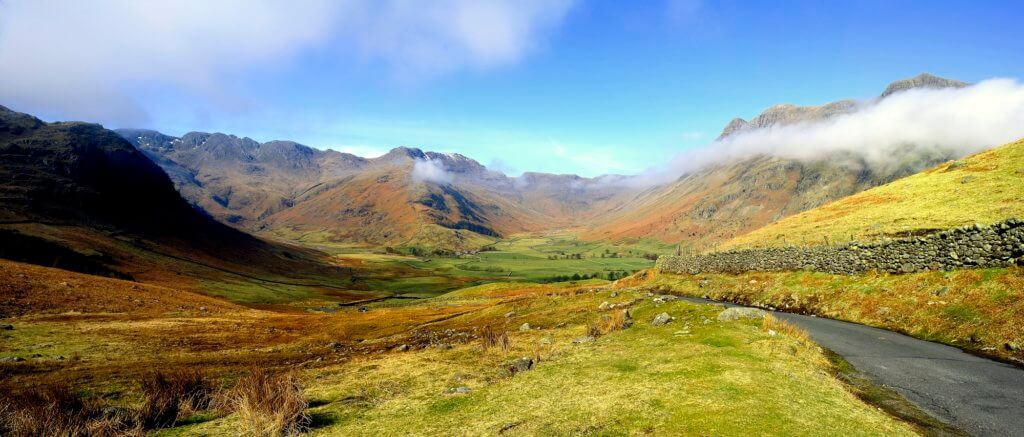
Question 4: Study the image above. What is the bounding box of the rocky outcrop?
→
[718,74,965,140]
[657,219,1024,275]
[879,73,967,99]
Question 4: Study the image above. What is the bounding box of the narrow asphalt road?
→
[680,297,1024,436]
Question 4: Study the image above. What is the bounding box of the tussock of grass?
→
[218,368,309,436]
[138,370,213,429]
[763,314,812,345]
[588,309,632,337]
[0,383,142,436]
[480,326,512,351]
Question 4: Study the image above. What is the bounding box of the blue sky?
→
[2,0,1022,176]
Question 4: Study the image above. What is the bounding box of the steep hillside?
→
[121,131,638,250]
[583,74,966,249]
[118,73,970,252]
[0,105,352,300]
[719,137,1024,250]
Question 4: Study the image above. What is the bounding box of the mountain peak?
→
[379,146,427,162]
[880,73,967,98]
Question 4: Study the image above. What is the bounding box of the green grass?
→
[722,138,1024,250]
[171,288,915,436]
[318,233,670,299]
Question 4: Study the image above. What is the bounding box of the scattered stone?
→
[651,294,675,304]
[598,301,611,310]
[0,324,13,330]
[717,307,766,321]
[393,344,409,352]
[446,386,472,394]
[198,306,208,312]
[573,336,596,344]
[767,329,777,337]
[504,311,516,318]
[933,286,950,297]
[1,356,24,363]
[59,281,70,287]
[609,291,618,298]
[539,336,552,345]
[1006,342,1020,352]
[505,357,534,375]
[357,306,369,313]
[55,355,65,361]
[519,323,532,332]
[651,312,675,326]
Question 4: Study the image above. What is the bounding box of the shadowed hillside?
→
[0,105,355,301]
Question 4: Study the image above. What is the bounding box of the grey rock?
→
[1,356,24,362]
[393,344,409,352]
[717,307,766,321]
[573,336,596,344]
[651,312,675,326]
[0,324,12,330]
[519,323,532,332]
[933,286,950,297]
[446,386,472,394]
[504,311,515,318]
[505,357,534,375]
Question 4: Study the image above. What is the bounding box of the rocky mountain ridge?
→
[117,73,971,250]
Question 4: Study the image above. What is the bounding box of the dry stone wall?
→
[657,218,1024,275]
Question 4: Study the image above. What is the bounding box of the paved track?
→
[681,297,1024,436]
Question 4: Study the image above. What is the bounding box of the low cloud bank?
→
[412,159,453,184]
[629,78,1024,187]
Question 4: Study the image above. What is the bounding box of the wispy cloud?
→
[330,145,390,158]
[630,78,1024,186]
[411,159,453,184]
[551,141,638,175]
[0,0,576,124]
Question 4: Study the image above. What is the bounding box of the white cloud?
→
[411,158,453,184]
[330,145,389,158]
[629,78,1024,186]
[340,0,575,79]
[0,0,576,124]
[551,141,637,175]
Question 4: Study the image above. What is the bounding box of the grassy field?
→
[327,233,670,299]
[1,259,919,436]
[640,266,1024,363]
[720,138,1024,250]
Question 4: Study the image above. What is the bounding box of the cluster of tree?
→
[543,272,601,283]
[384,246,476,258]
[605,270,634,280]
[542,269,637,283]
[547,252,584,260]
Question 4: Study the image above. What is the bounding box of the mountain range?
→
[116,74,967,251]
[0,104,348,292]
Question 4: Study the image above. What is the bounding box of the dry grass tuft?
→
[219,367,309,436]
[480,326,512,351]
[0,383,141,436]
[138,369,213,429]
[588,309,633,337]
[763,314,812,345]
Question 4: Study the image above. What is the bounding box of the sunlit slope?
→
[721,138,1024,250]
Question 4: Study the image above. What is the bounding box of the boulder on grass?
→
[717,307,766,322]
